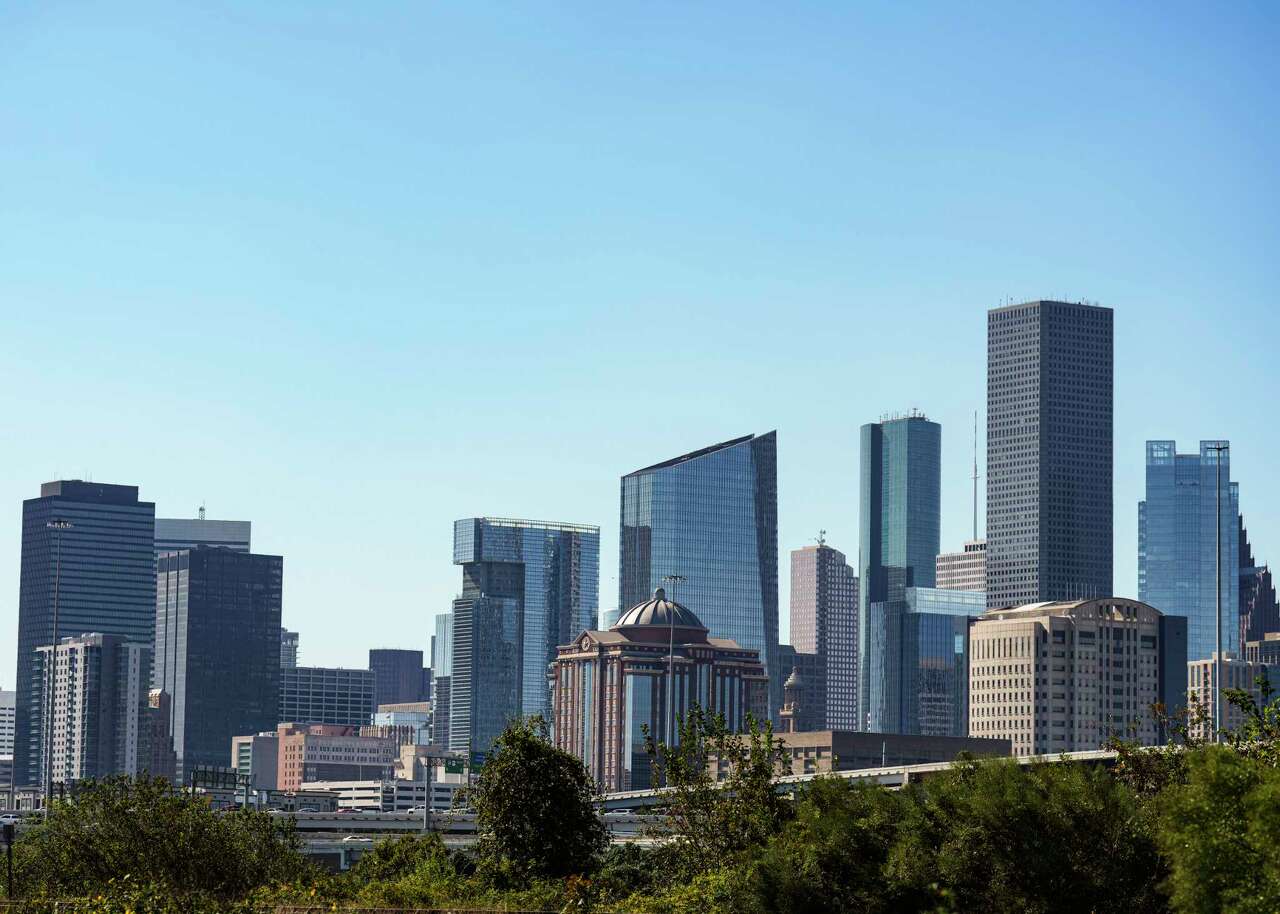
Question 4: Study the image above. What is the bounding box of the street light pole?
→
[45,519,72,820]
[661,575,686,748]
[1206,442,1229,744]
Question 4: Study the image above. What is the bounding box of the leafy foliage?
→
[465,714,607,881]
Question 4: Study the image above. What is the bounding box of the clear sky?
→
[1,2,1276,688]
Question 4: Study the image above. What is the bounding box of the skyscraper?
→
[448,517,599,755]
[431,614,453,748]
[936,540,987,592]
[154,547,283,778]
[32,634,151,785]
[14,481,156,788]
[986,301,1113,610]
[1239,516,1278,646]
[789,542,858,729]
[279,667,374,728]
[618,432,780,716]
[280,630,299,669]
[369,649,428,707]
[1138,440,1240,661]
[154,517,251,556]
[858,415,940,730]
[1,689,16,757]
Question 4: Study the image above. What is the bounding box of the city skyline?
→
[1,5,1277,689]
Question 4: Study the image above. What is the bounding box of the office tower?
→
[986,301,1113,610]
[552,587,768,792]
[231,731,279,790]
[14,481,156,788]
[154,547,283,778]
[154,516,250,556]
[618,432,780,717]
[1245,633,1280,666]
[0,690,13,757]
[280,666,375,727]
[936,540,987,592]
[789,542,858,729]
[864,587,982,737]
[274,723,398,791]
[858,415,941,730]
[1239,517,1278,645]
[1156,614,1189,744]
[148,689,177,781]
[1138,441,1240,661]
[449,517,599,754]
[431,615,453,748]
[969,598,1178,756]
[1187,654,1279,743]
[369,649,428,707]
[31,634,151,785]
[776,645,824,732]
[280,630,299,669]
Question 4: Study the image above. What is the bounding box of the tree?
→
[466,715,606,880]
[1223,675,1280,767]
[13,775,311,910]
[645,705,790,876]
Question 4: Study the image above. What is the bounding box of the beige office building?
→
[1187,654,1278,743]
[936,539,987,592]
[969,598,1164,757]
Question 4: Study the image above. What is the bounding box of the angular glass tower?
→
[858,415,940,730]
[1138,440,1239,661]
[14,481,156,788]
[986,301,1113,610]
[617,432,780,718]
[154,546,283,779]
[449,517,599,755]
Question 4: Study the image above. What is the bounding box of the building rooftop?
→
[613,587,708,632]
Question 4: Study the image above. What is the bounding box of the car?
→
[0,814,20,828]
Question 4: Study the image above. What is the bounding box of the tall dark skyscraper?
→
[617,432,780,717]
[154,547,283,778]
[986,301,1113,610]
[14,481,156,788]
[858,415,940,730]
[369,648,427,708]
[449,517,599,754]
[154,517,251,556]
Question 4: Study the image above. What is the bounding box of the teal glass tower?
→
[1138,440,1239,661]
[858,414,941,731]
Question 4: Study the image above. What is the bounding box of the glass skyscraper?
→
[14,481,156,788]
[865,587,983,736]
[986,300,1113,610]
[617,432,780,718]
[154,547,283,778]
[449,517,599,755]
[858,415,940,730]
[1138,440,1240,661]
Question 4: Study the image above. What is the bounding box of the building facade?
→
[154,547,283,779]
[986,301,1113,610]
[789,542,858,729]
[154,517,251,556]
[1138,440,1240,661]
[775,645,825,733]
[369,649,428,708]
[280,630,299,669]
[431,614,452,748]
[13,481,156,787]
[617,433,780,718]
[276,723,399,791]
[373,702,432,745]
[1239,517,1278,646]
[280,667,374,728]
[864,587,982,737]
[448,517,599,754]
[768,730,1010,778]
[31,633,151,785]
[552,588,768,792]
[231,731,280,790]
[0,690,13,757]
[858,415,941,730]
[1187,654,1279,742]
[936,539,987,592]
[969,598,1174,756]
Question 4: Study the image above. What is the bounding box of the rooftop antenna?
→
[815,529,827,547]
[972,411,981,541]
[198,503,206,521]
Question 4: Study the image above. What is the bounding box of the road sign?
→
[444,758,466,775]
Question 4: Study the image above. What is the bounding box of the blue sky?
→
[1,2,1276,687]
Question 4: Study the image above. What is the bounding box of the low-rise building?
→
[763,730,1010,778]
[1187,653,1279,742]
[276,723,398,791]
[969,598,1178,756]
[232,731,281,790]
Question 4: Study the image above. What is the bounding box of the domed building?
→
[551,588,769,792]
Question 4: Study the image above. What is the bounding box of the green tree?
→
[1157,746,1280,914]
[466,715,606,881]
[645,705,790,876]
[1223,675,1280,767]
[13,775,311,910]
